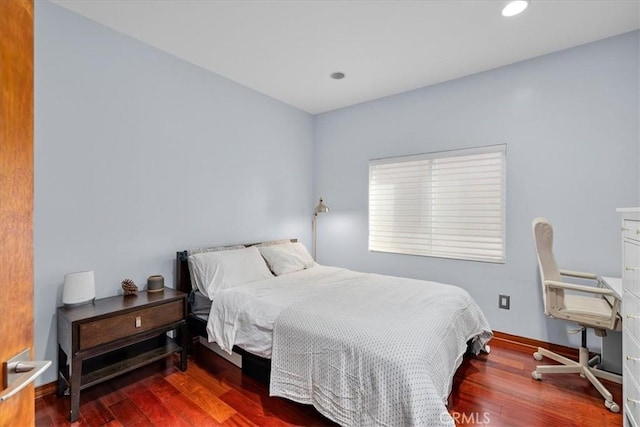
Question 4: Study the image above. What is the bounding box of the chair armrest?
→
[544,280,615,296]
[546,280,621,329]
[559,269,598,280]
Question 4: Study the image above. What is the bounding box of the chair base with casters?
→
[531,328,622,413]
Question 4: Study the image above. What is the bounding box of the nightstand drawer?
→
[79,300,184,350]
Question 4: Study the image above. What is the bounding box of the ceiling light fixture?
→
[330,72,345,80]
[501,0,529,17]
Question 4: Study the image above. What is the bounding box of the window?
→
[368,144,506,263]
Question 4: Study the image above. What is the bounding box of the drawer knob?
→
[135,316,141,328]
[626,356,640,361]
[628,315,640,320]
[628,397,640,404]
[625,266,640,271]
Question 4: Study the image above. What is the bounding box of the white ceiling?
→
[51,0,640,114]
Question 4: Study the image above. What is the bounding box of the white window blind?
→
[369,144,506,263]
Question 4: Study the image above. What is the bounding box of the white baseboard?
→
[198,336,242,368]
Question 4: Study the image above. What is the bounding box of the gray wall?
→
[313,31,639,348]
[34,2,314,385]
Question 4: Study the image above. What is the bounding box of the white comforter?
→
[207,265,492,426]
[207,265,352,357]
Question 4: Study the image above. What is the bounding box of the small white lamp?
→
[62,270,96,308]
[312,197,329,260]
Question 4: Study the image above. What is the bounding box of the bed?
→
[176,239,492,426]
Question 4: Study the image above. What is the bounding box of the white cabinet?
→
[620,208,640,427]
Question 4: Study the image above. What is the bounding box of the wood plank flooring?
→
[36,339,622,426]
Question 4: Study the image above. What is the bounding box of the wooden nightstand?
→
[56,288,188,422]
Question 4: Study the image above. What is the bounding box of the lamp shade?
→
[314,197,329,214]
[62,270,96,307]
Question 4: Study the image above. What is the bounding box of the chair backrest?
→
[532,217,562,316]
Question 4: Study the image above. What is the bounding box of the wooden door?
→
[0,0,35,425]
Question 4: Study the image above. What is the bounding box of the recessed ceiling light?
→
[502,0,529,17]
[330,72,345,80]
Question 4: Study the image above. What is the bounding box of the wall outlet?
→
[499,294,510,310]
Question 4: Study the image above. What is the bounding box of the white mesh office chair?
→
[532,217,622,412]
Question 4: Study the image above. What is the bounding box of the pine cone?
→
[121,278,138,295]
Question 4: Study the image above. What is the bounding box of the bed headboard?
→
[175,250,192,295]
[176,238,298,295]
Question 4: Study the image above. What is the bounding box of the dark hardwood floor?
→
[36,339,622,426]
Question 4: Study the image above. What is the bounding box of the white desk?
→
[603,276,623,300]
[602,276,623,375]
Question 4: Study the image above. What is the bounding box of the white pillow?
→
[258,242,315,276]
[187,244,245,292]
[188,246,273,299]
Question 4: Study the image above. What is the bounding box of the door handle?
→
[14,363,36,374]
[0,348,51,403]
